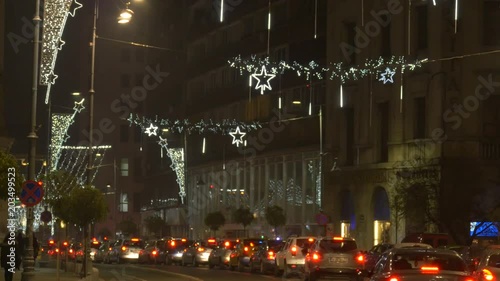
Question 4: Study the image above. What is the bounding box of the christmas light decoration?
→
[157,136,168,149]
[41,0,79,104]
[144,123,158,136]
[166,148,185,203]
[220,0,224,22]
[454,0,458,33]
[128,114,261,135]
[50,113,74,170]
[252,66,276,95]
[202,137,206,154]
[73,98,85,113]
[228,55,426,84]
[68,0,83,17]
[378,67,396,84]
[229,126,246,147]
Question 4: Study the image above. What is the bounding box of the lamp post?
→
[22,0,41,280]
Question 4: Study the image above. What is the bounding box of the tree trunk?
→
[82,225,88,277]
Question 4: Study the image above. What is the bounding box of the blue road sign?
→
[20,180,44,207]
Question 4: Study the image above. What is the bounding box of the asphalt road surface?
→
[95,263,305,281]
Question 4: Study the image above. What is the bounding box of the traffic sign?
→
[20,180,44,207]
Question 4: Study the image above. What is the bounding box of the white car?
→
[275,236,317,278]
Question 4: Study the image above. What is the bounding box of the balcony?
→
[481,142,500,160]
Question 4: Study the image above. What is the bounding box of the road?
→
[95,263,305,281]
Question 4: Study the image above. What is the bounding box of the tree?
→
[233,207,254,237]
[117,219,138,236]
[0,149,22,200]
[40,171,80,223]
[144,215,167,237]
[265,205,286,237]
[204,211,226,237]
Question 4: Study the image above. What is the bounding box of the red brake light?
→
[267,251,275,259]
[356,254,364,263]
[208,239,216,243]
[63,242,68,246]
[333,237,343,240]
[389,278,399,281]
[49,240,55,245]
[108,247,112,251]
[121,246,127,251]
[483,269,495,281]
[224,241,230,247]
[198,247,205,252]
[312,252,320,261]
[170,241,176,247]
[69,249,73,254]
[244,247,249,252]
[152,250,157,255]
[55,248,59,253]
[421,266,439,272]
[181,238,187,242]
[131,238,139,242]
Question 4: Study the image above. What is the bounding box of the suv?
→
[275,236,317,277]
[304,236,365,281]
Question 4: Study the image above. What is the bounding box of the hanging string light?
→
[314,0,319,38]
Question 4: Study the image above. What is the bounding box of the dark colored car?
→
[208,240,238,269]
[229,238,266,271]
[249,239,285,274]
[473,248,500,281]
[368,247,474,281]
[138,240,166,264]
[304,237,365,281]
[364,243,394,271]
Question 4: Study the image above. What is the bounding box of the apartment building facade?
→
[324,0,500,249]
[183,0,327,239]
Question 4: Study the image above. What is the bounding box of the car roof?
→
[393,243,433,249]
[390,247,459,255]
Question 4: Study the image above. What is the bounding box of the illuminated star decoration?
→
[73,99,85,113]
[378,67,396,84]
[68,0,83,17]
[229,126,246,147]
[144,123,158,136]
[251,66,276,95]
[157,136,168,149]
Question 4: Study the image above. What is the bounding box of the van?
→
[401,233,453,248]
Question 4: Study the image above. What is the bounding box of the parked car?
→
[228,238,266,271]
[138,240,167,264]
[164,238,192,265]
[249,239,285,274]
[275,236,317,278]
[473,248,500,281]
[208,240,238,269]
[90,240,101,261]
[367,247,473,281]
[304,236,366,281]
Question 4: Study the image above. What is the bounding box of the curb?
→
[127,265,204,281]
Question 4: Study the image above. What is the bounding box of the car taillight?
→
[170,241,176,247]
[355,254,364,263]
[198,248,205,252]
[152,250,157,256]
[312,252,321,261]
[108,247,112,251]
[121,246,127,251]
[267,251,275,260]
[224,241,230,247]
[483,269,495,281]
[244,247,249,252]
[291,246,297,256]
[388,277,399,281]
[55,248,59,253]
[69,249,73,254]
[421,266,439,273]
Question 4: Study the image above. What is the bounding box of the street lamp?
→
[85,0,132,276]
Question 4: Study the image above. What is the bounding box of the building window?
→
[120,74,130,88]
[120,124,129,142]
[483,0,500,46]
[378,102,389,162]
[120,158,129,176]
[120,48,131,63]
[414,97,426,139]
[345,108,355,165]
[344,22,357,64]
[416,5,428,50]
[119,193,128,212]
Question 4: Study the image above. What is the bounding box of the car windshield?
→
[297,239,316,248]
[392,252,466,271]
[319,239,357,252]
[267,240,284,250]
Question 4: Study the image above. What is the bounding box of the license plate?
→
[329,257,348,263]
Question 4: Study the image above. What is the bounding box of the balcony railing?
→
[481,142,500,160]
